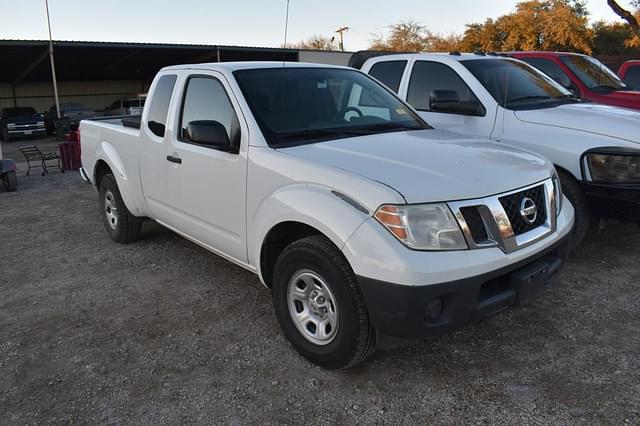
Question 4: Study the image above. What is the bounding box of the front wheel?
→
[2,171,17,192]
[272,235,376,369]
[99,173,142,243]
[558,170,590,250]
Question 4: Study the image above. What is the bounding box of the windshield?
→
[61,103,87,111]
[4,107,37,117]
[234,67,428,147]
[560,55,628,92]
[462,59,576,110]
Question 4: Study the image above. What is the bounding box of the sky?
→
[0,0,634,51]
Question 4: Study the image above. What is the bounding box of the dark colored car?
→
[618,60,640,90]
[510,52,640,111]
[103,97,146,116]
[45,102,96,134]
[0,107,46,142]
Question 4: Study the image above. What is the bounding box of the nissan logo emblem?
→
[519,197,538,224]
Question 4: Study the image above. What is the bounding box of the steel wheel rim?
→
[104,190,118,230]
[287,269,339,346]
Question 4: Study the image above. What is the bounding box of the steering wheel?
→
[337,106,364,121]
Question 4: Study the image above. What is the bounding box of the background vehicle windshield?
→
[560,55,628,92]
[60,103,88,111]
[234,67,428,147]
[4,107,37,117]
[462,59,574,110]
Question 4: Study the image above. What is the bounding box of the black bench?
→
[18,146,63,176]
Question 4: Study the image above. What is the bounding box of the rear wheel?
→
[99,173,142,243]
[2,171,17,192]
[558,170,589,250]
[272,235,376,369]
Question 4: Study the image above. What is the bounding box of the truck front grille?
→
[449,179,557,254]
[499,185,547,235]
[460,206,488,243]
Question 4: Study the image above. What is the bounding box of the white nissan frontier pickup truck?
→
[358,52,640,248]
[80,62,573,369]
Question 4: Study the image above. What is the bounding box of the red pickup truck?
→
[510,52,640,110]
[618,60,640,90]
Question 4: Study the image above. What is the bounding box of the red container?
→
[59,142,81,171]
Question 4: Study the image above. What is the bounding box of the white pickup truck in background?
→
[80,62,573,368]
[359,53,640,248]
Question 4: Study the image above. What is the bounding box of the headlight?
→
[37,121,45,126]
[586,153,640,184]
[552,172,562,216]
[374,203,467,250]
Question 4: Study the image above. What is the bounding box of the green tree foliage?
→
[592,20,640,54]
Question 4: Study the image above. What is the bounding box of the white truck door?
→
[139,73,178,223]
[400,60,497,139]
[164,73,248,263]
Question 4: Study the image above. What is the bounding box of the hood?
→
[64,109,95,119]
[515,103,640,145]
[599,90,640,109]
[283,129,551,204]
[5,114,42,125]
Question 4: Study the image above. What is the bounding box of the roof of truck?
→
[361,52,516,65]
[161,61,349,72]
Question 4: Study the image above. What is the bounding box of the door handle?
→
[166,155,182,164]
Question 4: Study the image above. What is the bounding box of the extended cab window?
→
[368,60,407,93]
[407,61,483,114]
[147,74,177,137]
[179,77,240,148]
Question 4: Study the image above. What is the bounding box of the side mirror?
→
[186,120,231,149]
[429,90,485,116]
[567,82,580,97]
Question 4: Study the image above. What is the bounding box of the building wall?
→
[0,80,148,113]
[298,51,353,66]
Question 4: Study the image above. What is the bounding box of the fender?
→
[93,141,146,216]
[249,183,371,284]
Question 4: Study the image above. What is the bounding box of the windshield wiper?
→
[506,95,554,104]
[273,123,424,144]
[592,84,625,92]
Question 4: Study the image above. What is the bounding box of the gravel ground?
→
[1,166,639,424]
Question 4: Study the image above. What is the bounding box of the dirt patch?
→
[1,172,639,424]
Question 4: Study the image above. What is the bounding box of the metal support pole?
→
[45,0,61,119]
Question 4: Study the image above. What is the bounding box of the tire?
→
[2,171,17,192]
[272,235,376,369]
[98,173,142,243]
[558,170,590,250]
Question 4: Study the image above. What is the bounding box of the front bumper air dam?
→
[582,182,640,223]
[357,234,570,339]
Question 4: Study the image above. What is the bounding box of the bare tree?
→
[607,0,640,38]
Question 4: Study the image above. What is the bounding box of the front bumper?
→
[7,127,46,137]
[357,235,569,338]
[582,182,640,223]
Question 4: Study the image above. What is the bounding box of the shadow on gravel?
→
[1,173,639,424]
